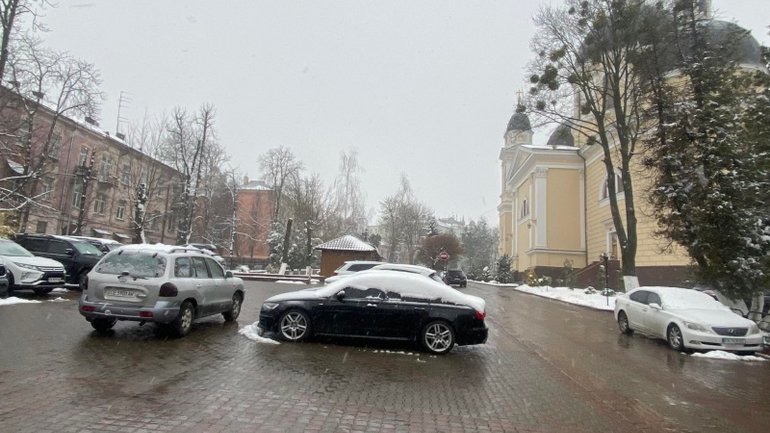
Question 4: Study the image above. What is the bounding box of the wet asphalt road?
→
[0,281,768,433]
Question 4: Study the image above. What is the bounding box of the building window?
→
[116,201,126,220]
[600,172,624,201]
[48,133,62,159]
[35,221,47,234]
[40,177,54,202]
[121,163,131,185]
[99,154,113,181]
[72,182,83,208]
[93,193,106,214]
[520,199,529,219]
[78,146,89,166]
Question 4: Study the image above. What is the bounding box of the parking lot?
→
[1,281,768,433]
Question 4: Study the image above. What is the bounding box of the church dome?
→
[506,110,531,133]
[699,20,764,68]
[546,125,574,147]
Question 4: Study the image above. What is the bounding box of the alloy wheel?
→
[280,311,308,341]
[668,325,684,350]
[424,322,454,354]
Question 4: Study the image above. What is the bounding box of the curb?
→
[470,280,615,312]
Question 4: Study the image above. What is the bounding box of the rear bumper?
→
[78,293,182,324]
[456,326,488,346]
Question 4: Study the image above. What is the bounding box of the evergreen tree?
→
[644,1,770,300]
[496,255,513,284]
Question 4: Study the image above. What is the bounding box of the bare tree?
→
[258,146,303,221]
[377,174,433,263]
[526,0,665,287]
[325,149,367,235]
[0,34,101,230]
[0,0,46,82]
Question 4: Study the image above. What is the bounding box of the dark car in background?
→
[258,271,488,354]
[0,264,9,298]
[67,236,124,254]
[13,234,103,287]
[444,269,467,288]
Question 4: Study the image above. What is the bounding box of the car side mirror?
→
[649,303,662,310]
[65,248,75,256]
[336,290,346,301]
[225,271,233,279]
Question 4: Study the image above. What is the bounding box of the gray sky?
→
[38,1,769,225]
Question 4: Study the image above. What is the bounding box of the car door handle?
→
[414,307,426,311]
[366,303,378,308]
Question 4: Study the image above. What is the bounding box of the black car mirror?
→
[225,270,233,279]
[65,248,75,256]
[335,290,346,301]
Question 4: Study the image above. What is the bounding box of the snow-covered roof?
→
[315,235,376,252]
[239,179,272,191]
[521,144,579,152]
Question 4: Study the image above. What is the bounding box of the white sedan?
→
[614,286,763,354]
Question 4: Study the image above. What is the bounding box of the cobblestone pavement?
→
[0,281,768,433]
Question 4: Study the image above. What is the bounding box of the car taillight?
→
[139,311,153,318]
[159,282,178,297]
[81,305,95,312]
[475,310,486,321]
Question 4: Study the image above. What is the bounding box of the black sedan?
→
[258,271,488,354]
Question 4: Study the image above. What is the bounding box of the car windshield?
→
[95,251,166,278]
[662,290,725,310]
[0,241,34,257]
[71,240,104,256]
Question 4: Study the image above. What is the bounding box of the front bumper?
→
[78,293,182,324]
[683,329,764,352]
[258,311,279,335]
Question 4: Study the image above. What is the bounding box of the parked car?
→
[67,236,124,253]
[369,263,445,284]
[0,239,67,296]
[257,271,488,354]
[0,263,9,298]
[444,269,468,288]
[323,260,382,284]
[183,244,226,265]
[614,286,763,354]
[13,233,103,288]
[78,244,245,336]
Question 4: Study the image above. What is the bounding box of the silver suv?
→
[78,244,245,337]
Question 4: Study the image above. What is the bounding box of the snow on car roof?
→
[636,286,726,309]
[370,263,436,275]
[322,270,485,312]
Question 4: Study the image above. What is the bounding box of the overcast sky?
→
[37,1,769,226]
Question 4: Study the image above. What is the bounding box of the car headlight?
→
[14,262,42,271]
[749,324,760,335]
[262,302,279,310]
[684,321,712,333]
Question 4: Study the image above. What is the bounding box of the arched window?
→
[520,199,529,219]
[600,172,624,201]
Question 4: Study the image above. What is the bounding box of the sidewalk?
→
[473,280,617,311]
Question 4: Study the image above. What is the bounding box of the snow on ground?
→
[238,322,280,345]
[276,280,308,285]
[0,297,42,306]
[496,283,617,311]
[51,288,69,293]
[691,350,767,362]
[48,297,68,302]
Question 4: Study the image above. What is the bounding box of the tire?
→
[278,310,311,342]
[667,323,685,351]
[33,287,53,296]
[222,292,243,322]
[422,320,455,355]
[170,301,195,338]
[617,311,633,335]
[91,317,117,333]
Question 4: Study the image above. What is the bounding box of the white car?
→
[369,263,446,284]
[0,239,66,296]
[324,260,382,284]
[614,286,764,354]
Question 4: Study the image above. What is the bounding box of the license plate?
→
[47,277,63,283]
[106,288,136,298]
[722,338,743,344]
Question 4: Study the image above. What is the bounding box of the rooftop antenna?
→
[115,91,132,138]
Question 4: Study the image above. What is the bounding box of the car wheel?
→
[422,320,455,355]
[278,310,311,342]
[667,323,685,351]
[170,301,195,337]
[617,311,633,335]
[33,287,53,296]
[91,317,117,333]
[222,292,243,322]
[78,271,89,291]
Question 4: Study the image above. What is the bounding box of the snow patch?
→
[0,297,42,306]
[691,350,767,362]
[238,322,280,345]
[48,297,68,302]
[276,280,307,285]
[505,284,616,311]
[51,288,69,293]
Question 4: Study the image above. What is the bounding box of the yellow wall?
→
[514,178,532,271]
[546,168,582,250]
